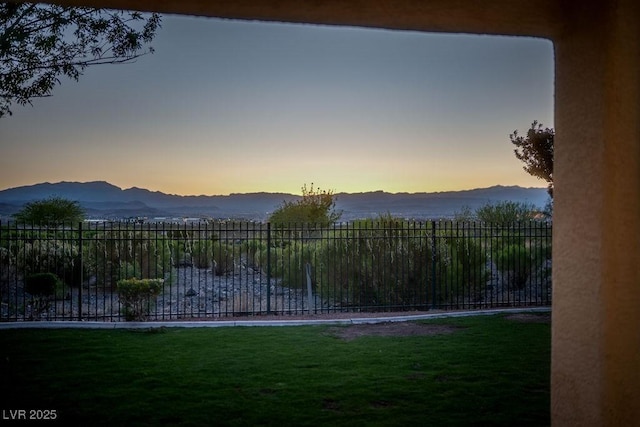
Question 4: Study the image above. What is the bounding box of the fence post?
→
[77,221,83,321]
[266,222,271,314]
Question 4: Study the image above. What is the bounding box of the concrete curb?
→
[0,307,550,329]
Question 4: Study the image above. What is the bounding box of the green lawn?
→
[0,313,550,426]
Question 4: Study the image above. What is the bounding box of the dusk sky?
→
[1,13,554,196]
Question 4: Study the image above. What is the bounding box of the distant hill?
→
[0,181,548,221]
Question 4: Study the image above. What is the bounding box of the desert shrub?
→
[242,239,266,269]
[169,231,204,268]
[25,272,61,319]
[117,261,140,281]
[311,221,491,308]
[281,242,317,289]
[258,240,316,288]
[257,245,283,278]
[116,278,163,321]
[437,228,489,303]
[211,243,235,276]
[269,183,341,229]
[313,220,435,309]
[13,237,80,286]
[86,230,171,288]
[191,239,213,269]
[494,244,535,288]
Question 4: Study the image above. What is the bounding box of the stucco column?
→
[552,0,640,425]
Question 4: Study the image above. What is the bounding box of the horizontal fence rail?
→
[0,220,552,321]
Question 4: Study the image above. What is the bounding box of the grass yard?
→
[0,313,550,426]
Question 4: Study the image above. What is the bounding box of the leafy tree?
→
[510,121,554,198]
[0,2,161,117]
[13,196,85,225]
[269,183,341,227]
[475,201,536,223]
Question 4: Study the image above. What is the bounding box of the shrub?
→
[269,183,341,228]
[437,230,489,304]
[242,239,266,270]
[212,244,235,276]
[314,221,435,309]
[180,239,213,269]
[494,244,534,288]
[24,272,60,319]
[12,197,85,226]
[475,201,537,223]
[87,230,171,288]
[14,237,80,286]
[116,278,163,321]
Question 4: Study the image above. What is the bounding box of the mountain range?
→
[0,181,549,221]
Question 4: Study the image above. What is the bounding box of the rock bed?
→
[154,265,327,319]
[2,260,551,321]
[1,264,327,321]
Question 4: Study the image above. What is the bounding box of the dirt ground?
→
[503,312,551,323]
[327,311,551,341]
[327,322,461,341]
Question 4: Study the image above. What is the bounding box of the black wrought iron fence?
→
[0,220,552,321]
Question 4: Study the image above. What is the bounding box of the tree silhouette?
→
[13,196,85,226]
[0,2,161,117]
[510,120,554,198]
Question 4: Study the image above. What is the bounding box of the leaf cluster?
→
[0,2,161,117]
[510,120,554,197]
[116,278,163,321]
[12,196,85,226]
[269,183,342,227]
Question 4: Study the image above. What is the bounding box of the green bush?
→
[308,222,491,308]
[13,237,79,286]
[475,201,537,223]
[495,244,534,288]
[25,272,60,319]
[269,183,341,228]
[116,278,163,321]
[242,239,266,270]
[190,239,213,269]
[438,229,489,303]
[313,222,433,308]
[212,243,235,276]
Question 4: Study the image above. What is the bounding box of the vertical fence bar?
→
[77,222,83,321]
[430,221,437,310]
[266,222,271,314]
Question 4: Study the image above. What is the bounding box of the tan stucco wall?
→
[553,1,640,425]
[19,0,640,425]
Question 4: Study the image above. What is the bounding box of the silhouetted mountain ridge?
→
[0,181,548,221]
